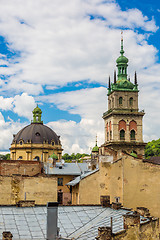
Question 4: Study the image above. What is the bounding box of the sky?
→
[0,0,160,154]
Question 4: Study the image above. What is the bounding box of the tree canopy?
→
[62,153,90,162]
[145,139,160,159]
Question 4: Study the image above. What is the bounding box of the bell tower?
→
[101,34,145,157]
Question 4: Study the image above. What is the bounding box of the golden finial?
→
[121,30,123,41]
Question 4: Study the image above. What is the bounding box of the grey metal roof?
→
[44,162,89,175]
[0,206,149,240]
[66,169,99,186]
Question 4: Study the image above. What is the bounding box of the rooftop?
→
[0,205,150,240]
[43,162,89,175]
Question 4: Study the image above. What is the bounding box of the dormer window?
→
[35,132,40,136]
[20,141,23,145]
[52,141,55,146]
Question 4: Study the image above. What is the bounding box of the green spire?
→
[107,32,139,95]
[116,32,128,81]
[32,104,43,123]
[92,136,99,152]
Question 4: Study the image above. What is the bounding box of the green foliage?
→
[62,153,90,162]
[0,153,10,160]
[145,139,160,159]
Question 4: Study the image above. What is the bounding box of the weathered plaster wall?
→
[0,160,41,176]
[75,155,160,219]
[0,175,57,205]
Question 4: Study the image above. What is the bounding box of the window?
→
[130,130,136,140]
[19,141,23,145]
[107,132,109,141]
[35,132,40,136]
[18,156,22,159]
[58,178,63,186]
[34,156,40,161]
[110,131,112,140]
[119,97,123,105]
[120,129,125,140]
[129,97,133,107]
[52,141,55,146]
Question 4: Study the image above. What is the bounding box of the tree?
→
[145,139,160,159]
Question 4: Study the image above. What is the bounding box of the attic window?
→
[35,132,40,136]
[20,141,23,145]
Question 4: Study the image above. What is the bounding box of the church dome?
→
[12,123,60,145]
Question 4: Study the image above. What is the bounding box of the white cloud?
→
[0,0,157,94]
[47,118,104,154]
[41,87,106,119]
[0,93,36,119]
[0,112,26,150]
[13,93,36,119]
[0,0,158,153]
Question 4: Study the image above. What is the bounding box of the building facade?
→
[10,105,63,162]
[100,37,145,157]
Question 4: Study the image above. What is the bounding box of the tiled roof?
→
[44,162,89,175]
[0,206,149,240]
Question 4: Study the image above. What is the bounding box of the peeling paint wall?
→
[0,175,57,205]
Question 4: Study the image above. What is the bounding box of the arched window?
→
[120,129,125,140]
[130,130,136,140]
[119,97,123,105]
[34,156,40,161]
[129,97,133,107]
[129,120,137,131]
[119,120,126,131]
[19,141,23,145]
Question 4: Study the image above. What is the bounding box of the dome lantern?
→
[32,105,43,124]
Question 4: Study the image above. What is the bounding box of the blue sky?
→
[0,0,160,154]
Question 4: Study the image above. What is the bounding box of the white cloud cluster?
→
[0,0,158,94]
[0,93,36,119]
[0,0,159,152]
[0,112,26,150]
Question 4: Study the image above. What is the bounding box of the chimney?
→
[47,202,59,240]
[96,227,112,240]
[100,196,110,207]
[123,212,140,229]
[2,232,13,240]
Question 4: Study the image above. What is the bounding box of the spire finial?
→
[134,71,137,85]
[120,30,124,56]
[108,76,111,89]
[114,70,116,84]
[96,135,97,146]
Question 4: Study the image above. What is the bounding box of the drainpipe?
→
[47,202,59,240]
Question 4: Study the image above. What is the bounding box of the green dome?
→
[116,55,128,64]
[33,105,42,114]
[92,145,99,152]
[116,79,134,90]
[50,152,58,160]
